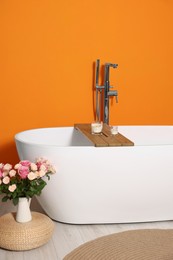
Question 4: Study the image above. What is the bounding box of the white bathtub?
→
[15,126,173,224]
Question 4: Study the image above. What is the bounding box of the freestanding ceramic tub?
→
[15,126,173,224]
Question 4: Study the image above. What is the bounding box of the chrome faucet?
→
[95,59,118,124]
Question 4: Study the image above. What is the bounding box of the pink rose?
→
[30,163,37,171]
[0,169,3,178]
[18,166,29,179]
[2,171,8,177]
[38,170,46,178]
[14,163,21,169]
[36,158,48,170]
[28,172,37,180]
[19,160,31,167]
[0,163,4,169]
[40,164,47,171]
[37,162,48,172]
[8,184,17,192]
[36,161,42,170]
[3,163,12,171]
[9,169,16,177]
[2,176,10,184]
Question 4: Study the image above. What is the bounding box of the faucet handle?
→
[108,90,118,103]
[96,85,105,90]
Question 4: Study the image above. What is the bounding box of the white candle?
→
[111,126,118,135]
[91,122,103,134]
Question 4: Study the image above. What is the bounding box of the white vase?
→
[16,197,32,223]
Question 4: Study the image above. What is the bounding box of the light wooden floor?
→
[0,197,173,260]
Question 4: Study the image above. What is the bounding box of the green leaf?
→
[13,197,19,206]
[2,196,9,202]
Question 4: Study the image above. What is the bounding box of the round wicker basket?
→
[0,212,54,251]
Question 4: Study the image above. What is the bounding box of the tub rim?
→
[14,125,173,147]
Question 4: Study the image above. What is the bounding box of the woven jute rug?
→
[64,229,173,260]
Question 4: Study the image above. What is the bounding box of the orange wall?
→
[0,0,173,163]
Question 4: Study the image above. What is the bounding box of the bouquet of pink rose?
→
[0,158,56,205]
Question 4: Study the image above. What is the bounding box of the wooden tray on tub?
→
[74,123,134,147]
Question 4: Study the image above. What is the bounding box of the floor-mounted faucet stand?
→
[95,59,118,124]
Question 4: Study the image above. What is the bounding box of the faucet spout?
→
[105,63,118,69]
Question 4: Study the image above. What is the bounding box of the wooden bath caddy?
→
[74,124,134,147]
